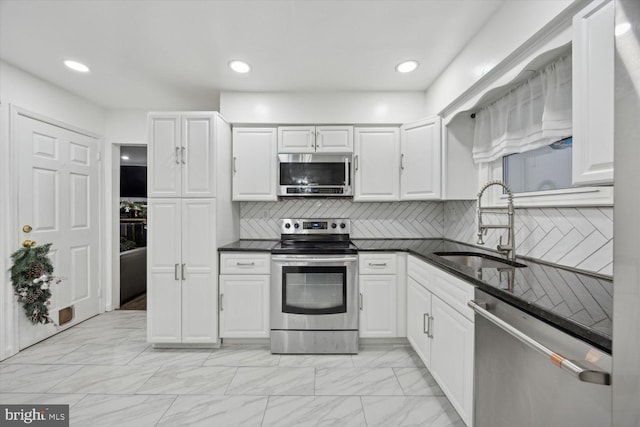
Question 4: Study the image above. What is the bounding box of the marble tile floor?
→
[0,311,465,427]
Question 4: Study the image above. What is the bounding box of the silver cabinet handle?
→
[220,293,224,311]
[468,300,611,385]
[423,313,429,334]
[181,263,186,280]
[427,315,434,338]
[400,153,405,170]
[354,155,359,171]
[236,262,255,266]
[174,263,179,281]
[181,147,186,164]
[359,293,363,310]
[233,157,237,173]
[368,262,387,267]
[175,147,180,164]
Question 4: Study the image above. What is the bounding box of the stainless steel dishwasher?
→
[469,289,612,427]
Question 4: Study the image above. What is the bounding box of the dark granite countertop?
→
[218,238,613,353]
[353,238,613,353]
[218,240,279,252]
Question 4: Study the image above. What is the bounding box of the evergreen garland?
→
[10,243,60,325]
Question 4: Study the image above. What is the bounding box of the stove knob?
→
[294,223,300,229]
[331,223,337,229]
[284,223,291,229]
[340,222,346,229]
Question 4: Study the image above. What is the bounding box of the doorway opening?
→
[118,146,147,310]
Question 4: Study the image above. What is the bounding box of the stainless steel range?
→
[270,218,358,354]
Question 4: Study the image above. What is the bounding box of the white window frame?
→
[478,160,613,208]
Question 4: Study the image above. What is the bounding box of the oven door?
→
[271,255,358,330]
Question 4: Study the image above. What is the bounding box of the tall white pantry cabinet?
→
[147,112,238,345]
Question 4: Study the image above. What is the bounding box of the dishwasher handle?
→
[468,300,611,386]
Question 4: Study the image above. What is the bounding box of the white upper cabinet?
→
[572,0,614,186]
[278,125,353,153]
[400,117,442,200]
[232,127,278,201]
[148,113,217,198]
[354,127,400,201]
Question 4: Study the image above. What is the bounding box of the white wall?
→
[0,60,106,360]
[104,110,148,145]
[103,109,149,311]
[424,0,577,116]
[220,91,427,124]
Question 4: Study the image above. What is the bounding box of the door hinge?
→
[96,151,102,161]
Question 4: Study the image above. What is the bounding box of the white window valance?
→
[472,54,572,164]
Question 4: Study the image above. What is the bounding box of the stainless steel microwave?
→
[277,154,353,197]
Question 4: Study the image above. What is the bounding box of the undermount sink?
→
[434,252,527,270]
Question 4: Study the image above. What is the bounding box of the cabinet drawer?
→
[432,271,475,321]
[408,255,474,321]
[220,252,271,274]
[359,253,397,274]
[408,255,433,285]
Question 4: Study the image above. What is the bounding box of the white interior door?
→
[16,112,100,349]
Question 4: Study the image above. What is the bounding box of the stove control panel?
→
[280,218,350,235]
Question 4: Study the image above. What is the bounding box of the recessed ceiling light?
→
[229,60,251,73]
[121,155,130,160]
[64,60,90,73]
[395,60,419,73]
[615,22,631,36]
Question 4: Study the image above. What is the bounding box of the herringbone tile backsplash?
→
[240,200,444,239]
[444,200,613,276]
[239,200,613,275]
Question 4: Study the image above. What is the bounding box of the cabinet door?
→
[354,127,400,201]
[406,278,432,368]
[278,126,315,153]
[219,275,270,338]
[431,295,474,427]
[359,275,397,338]
[181,199,218,343]
[400,117,441,200]
[182,113,216,197]
[572,0,614,185]
[147,199,182,343]
[232,127,278,201]
[148,114,181,197]
[316,126,353,153]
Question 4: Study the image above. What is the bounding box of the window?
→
[503,137,573,193]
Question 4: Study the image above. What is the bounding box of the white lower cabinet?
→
[430,295,474,426]
[359,275,397,337]
[407,255,474,427]
[147,198,218,344]
[219,253,270,338]
[407,277,432,366]
[359,253,398,338]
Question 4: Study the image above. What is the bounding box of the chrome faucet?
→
[477,180,516,261]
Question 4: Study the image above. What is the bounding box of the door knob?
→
[22,239,36,248]
[22,225,32,233]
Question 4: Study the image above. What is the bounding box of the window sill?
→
[486,186,613,208]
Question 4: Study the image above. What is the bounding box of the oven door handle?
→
[272,255,358,263]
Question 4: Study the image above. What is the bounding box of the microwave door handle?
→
[346,157,350,185]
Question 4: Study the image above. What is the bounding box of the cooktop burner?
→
[272,218,357,255]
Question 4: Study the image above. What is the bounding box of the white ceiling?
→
[0,0,504,110]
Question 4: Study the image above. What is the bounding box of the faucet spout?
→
[476,181,516,261]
